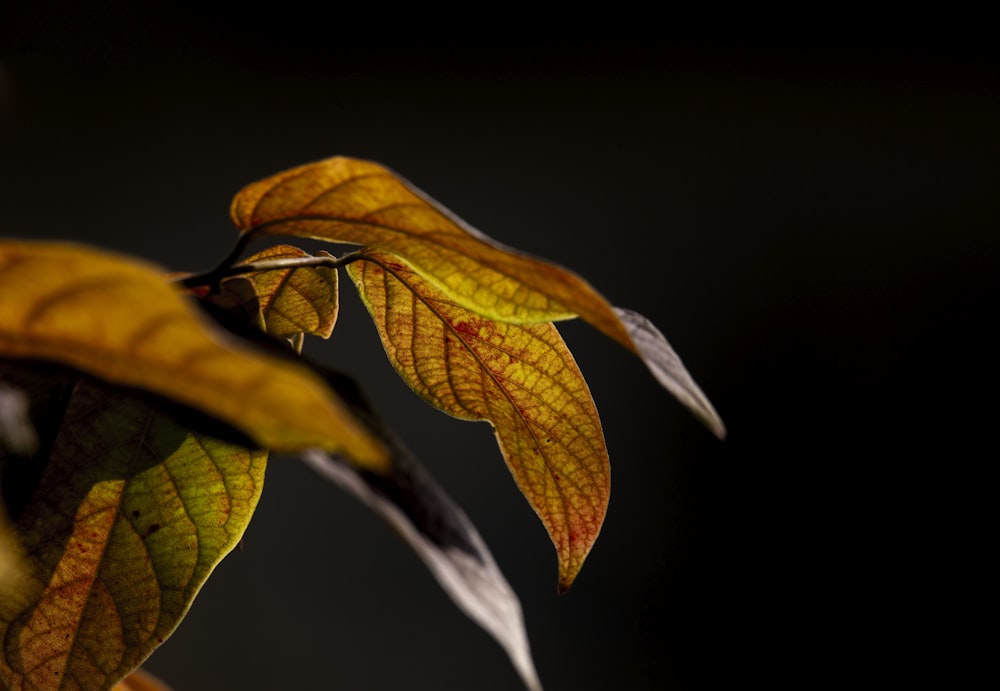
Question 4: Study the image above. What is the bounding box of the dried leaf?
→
[0,365,264,691]
[230,156,724,437]
[234,244,339,339]
[0,240,384,466]
[346,251,608,590]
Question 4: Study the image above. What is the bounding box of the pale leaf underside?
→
[303,446,543,691]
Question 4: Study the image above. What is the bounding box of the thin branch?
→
[176,249,367,289]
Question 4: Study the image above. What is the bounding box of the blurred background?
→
[2,5,996,689]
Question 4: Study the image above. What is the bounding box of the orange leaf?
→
[346,251,609,590]
[0,240,384,466]
[230,156,724,438]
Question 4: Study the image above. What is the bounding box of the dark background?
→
[1,5,995,689]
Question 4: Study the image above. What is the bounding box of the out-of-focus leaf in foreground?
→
[0,381,32,594]
[0,240,384,466]
[230,156,724,438]
[111,667,172,691]
[0,363,265,691]
[233,244,339,339]
[346,251,608,591]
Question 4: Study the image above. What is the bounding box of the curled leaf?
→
[0,240,384,466]
[230,156,724,437]
[0,365,265,691]
[613,307,725,439]
[346,251,609,590]
[233,244,339,339]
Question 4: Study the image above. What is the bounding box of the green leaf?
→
[346,251,609,590]
[229,156,724,438]
[0,240,385,466]
[0,363,265,691]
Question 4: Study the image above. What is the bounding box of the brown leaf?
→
[0,240,385,466]
[346,251,609,590]
[230,156,724,438]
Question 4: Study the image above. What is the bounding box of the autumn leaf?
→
[0,240,384,467]
[346,250,608,591]
[232,244,339,339]
[0,363,264,691]
[230,156,724,438]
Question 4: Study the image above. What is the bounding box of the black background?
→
[2,5,996,690]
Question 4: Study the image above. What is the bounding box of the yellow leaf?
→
[0,240,384,466]
[230,156,725,438]
[234,244,339,339]
[0,366,264,691]
[346,251,609,591]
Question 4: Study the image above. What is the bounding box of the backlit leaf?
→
[346,251,609,590]
[0,364,265,691]
[230,156,724,437]
[234,244,339,339]
[0,240,384,466]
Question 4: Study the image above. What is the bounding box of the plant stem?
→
[177,249,367,289]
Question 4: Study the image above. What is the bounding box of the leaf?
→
[302,442,542,691]
[233,244,339,339]
[0,240,385,466]
[0,508,27,597]
[346,251,609,591]
[229,156,725,438]
[0,363,265,691]
[111,668,173,691]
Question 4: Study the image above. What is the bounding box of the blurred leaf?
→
[346,251,608,590]
[111,668,173,691]
[233,244,339,339]
[0,364,265,691]
[0,507,26,598]
[0,240,384,466]
[0,381,31,597]
[230,156,724,437]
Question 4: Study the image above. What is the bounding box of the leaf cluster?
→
[0,157,723,690]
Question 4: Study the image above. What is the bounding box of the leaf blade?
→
[0,367,266,690]
[346,251,609,590]
[230,156,724,437]
[234,244,340,339]
[0,240,384,465]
